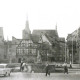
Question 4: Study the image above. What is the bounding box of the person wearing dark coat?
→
[45,64,50,76]
[20,61,23,71]
[63,62,68,74]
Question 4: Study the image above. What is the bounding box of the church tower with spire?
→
[22,18,31,39]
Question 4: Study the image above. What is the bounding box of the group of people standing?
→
[20,61,70,76]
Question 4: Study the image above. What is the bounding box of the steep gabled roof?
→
[32,30,59,44]
[32,30,58,36]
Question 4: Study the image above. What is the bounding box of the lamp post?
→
[9,48,12,63]
[79,44,80,66]
[65,41,66,62]
[47,50,48,61]
[72,38,73,64]
[70,53,72,68]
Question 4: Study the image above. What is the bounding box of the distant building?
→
[67,27,80,64]
[0,27,5,62]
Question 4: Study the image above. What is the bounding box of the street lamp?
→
[72,37,73,64]
[70,54,72,68]
[9,48,12,63]
[47,51,48,61]
[65,41,67,62]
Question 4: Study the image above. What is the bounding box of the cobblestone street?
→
[0,72,80,80]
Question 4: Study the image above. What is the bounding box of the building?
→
[32,30,65,62]
[0,27,6,63]
[2,19,65,63]
[67,27,80,64]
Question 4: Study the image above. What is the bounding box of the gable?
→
[32,30,59,44]
[41,34,52,45]
[38,35,43,43]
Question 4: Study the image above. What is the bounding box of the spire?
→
[25,16,31,34]
[22,15,31,39]
[55,23,57,31]
[55,23,59,37]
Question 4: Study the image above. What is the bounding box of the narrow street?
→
[0,72,80,80]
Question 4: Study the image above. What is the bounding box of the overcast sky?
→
[0,0,80,40]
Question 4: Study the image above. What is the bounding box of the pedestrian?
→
[45,63,50,76]
[22,62,26,71]
[27,65,32,73]
[70,61,72,68]
[63,62,68,74]
[20,60,23,71]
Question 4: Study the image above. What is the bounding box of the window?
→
[29,43,31,47]
[24,49,26,54]
[19,49,21,54]
[26,49,28,54]
[32,49,36,55]
[28,49,32,55]
[25,43,28,47]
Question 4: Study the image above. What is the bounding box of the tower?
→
[55,23,57,31]
[22,18,31,39]
[55,23,59,37]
